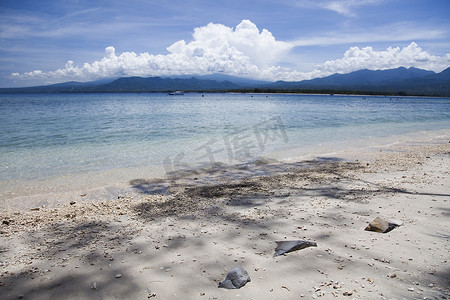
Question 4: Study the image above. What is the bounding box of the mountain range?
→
[268,67,450,96]
[1,67,449,96]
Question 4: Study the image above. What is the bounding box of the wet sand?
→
[0,138,449,299]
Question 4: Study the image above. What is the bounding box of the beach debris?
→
[115,273,122,278]
[218,266,251,289]
[343,290,353,296]
[364,217,402,233]
[273,240,317,257]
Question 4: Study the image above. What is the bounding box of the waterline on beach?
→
[1,93,449,208]
[1,127,449,210]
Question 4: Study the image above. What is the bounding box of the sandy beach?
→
[1,138,449,299]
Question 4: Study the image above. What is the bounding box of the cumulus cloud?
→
[260,42,449,81]
[306,42,450,78]
[10,20,450,83]
[11,20,292,82]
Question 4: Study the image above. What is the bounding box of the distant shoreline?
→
[1,89,449,97]
[1,66,449,97]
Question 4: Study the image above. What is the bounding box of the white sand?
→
[0,139,449,299]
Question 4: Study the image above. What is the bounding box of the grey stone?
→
[273,240,317,257]
[218,266,251,289]
[365,217,402,233]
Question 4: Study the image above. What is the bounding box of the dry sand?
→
[0,140,449,299]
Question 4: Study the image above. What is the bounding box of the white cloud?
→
[10,21,450,83]
[11,20,292,82]
[296,0,384,17]
[292,23,446,46]
[315,42,450,75]
[260,42,450,81]
[258,42,449,81]
[271,42,449,81]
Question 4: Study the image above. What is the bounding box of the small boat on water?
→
[168,91,184,95]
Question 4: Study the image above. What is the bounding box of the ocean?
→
[1,93,449,207]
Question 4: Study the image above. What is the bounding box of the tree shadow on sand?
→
[128,157,436,224]
[2,156,448,299]
[0,216,143,300]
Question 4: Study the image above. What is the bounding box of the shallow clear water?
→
[1,93,449,181]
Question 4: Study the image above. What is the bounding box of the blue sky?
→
[1,0,449,87]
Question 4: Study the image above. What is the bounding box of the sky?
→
[0,0,449,87]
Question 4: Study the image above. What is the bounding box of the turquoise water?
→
[1,93,449,181]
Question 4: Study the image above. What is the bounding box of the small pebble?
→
[343,291,353,296]
[115,273,122,278]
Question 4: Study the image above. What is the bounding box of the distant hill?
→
[266,67,449,96]
[167,73,271,87]
[1,67,449,96]
[91,76,239,92]
[382,67,450,96]
[268,67,432,88]
[0,76,240,93]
